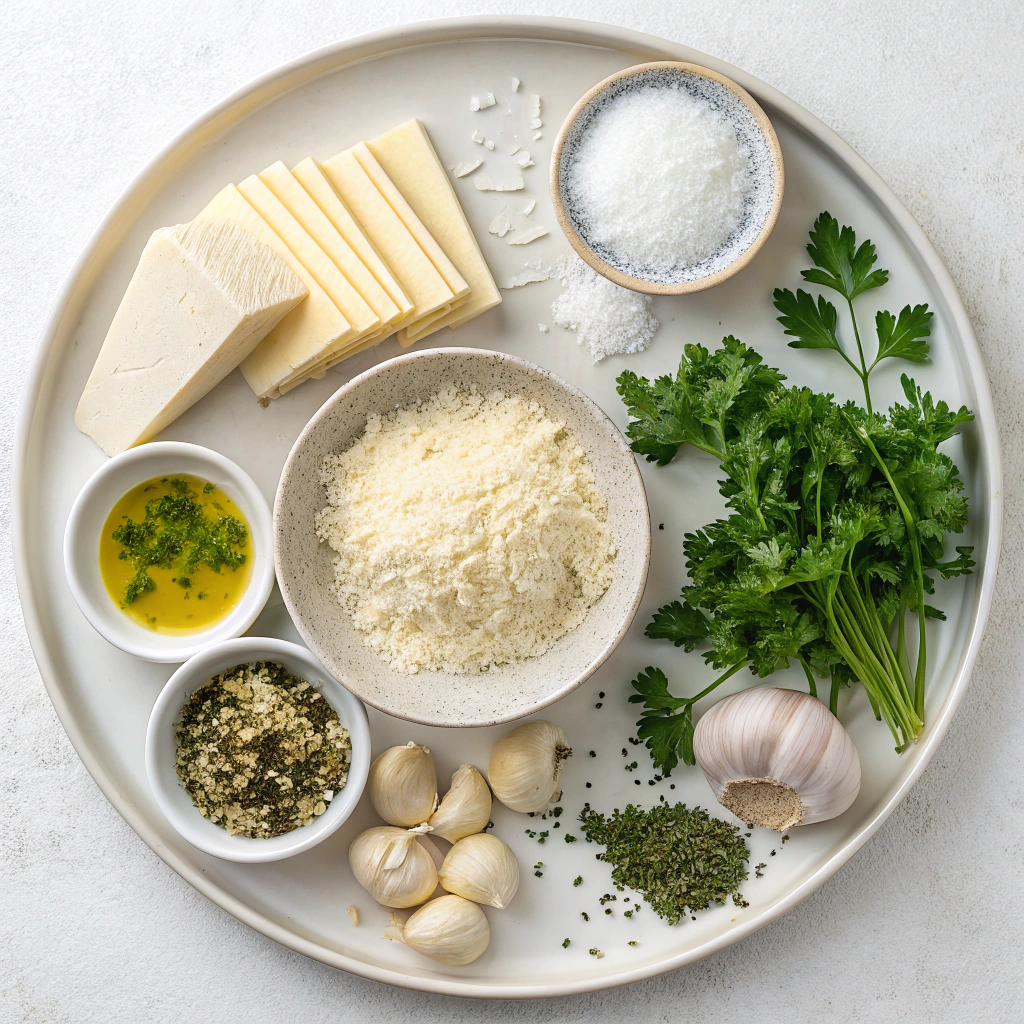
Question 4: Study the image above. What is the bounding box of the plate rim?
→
[12,14,1003,999]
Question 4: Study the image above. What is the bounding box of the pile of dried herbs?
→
[174,661,351,838]
[578,802,749,924]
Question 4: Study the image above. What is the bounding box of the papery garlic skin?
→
[488,721,571,813]
[693,687,861,831]
[349,826,438,908]
[384,895,490,965]
[368,742,438,827]
[439,833,520,909]
[428,765,492,843]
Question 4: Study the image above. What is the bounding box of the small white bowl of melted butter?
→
[64,441,275,663]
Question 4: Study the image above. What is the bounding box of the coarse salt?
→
[563,81,753,277]
[550,255,658,362]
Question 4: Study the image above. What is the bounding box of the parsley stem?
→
[798,656,818,699]
[855,427,928,720]
[846,296,873,415]
[685,661,748,707]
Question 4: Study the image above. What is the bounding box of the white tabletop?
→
[2,2,1021,1020]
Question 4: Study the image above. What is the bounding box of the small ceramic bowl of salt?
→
[550,61,784,295]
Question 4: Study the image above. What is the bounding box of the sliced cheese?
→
[75,216,306,455]
[291,158,413,320]
[366,120,501,342]
[257,161,403,336]
[236,173,377,361]
[196,184,352,399]
[319,149,459,337]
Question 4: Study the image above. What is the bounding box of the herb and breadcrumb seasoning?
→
[174,661,351,837]
[578,802,749,925]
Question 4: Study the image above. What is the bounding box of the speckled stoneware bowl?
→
[274,348,651,728]
[551,61,784,295]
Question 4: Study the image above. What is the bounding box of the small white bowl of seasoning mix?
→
[551,61,784,295]
[63,441,275,662]
[145,637,370,862]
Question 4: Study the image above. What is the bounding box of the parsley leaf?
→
[645,601,710,648]
[872,304,932,368]
[801,211,889,300]
[773,288,842,353]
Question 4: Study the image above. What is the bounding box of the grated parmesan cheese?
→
[316,388,616,674]
[550,255,658,362]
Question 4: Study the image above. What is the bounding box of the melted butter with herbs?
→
[99,474,252,634]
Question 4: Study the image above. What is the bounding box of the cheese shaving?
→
[316,388,616,674]
[507,226,548,245]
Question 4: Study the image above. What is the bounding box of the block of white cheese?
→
[319,148,464,339]
[75,216,306,455]
[291,158,413,322]
[196,184,353,400]
[366,119,502,342]
[258,161,403,338]
[236,173,379,369]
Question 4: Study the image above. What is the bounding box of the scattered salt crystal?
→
[563,81,753,277]
[471,93,496,111]
[550,255,658,362]
[538,324,549,333]
[484,139,495,151]
[471,129,484,144]
[514,151,534,168]
[512,77,521,92]
[532,132,543,141]
[522,199,536,216]
[530,118,543,130]
[510,144,521,155]
[529,95,541,119]
[453,159,483,177]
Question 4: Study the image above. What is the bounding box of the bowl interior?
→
[275,348,650,727]
[64,443,274,662]
[555,64,781,288]
[146,638,370,863]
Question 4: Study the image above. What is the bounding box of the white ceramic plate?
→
[13,17,1001,998]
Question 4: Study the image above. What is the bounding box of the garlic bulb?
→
[428,765,492,843]
[368,742,438,827]
[693,687,861,831]
[439,833,519,909]
[487,721,571,813]
[348,826,438,908]
[384,895,490,965]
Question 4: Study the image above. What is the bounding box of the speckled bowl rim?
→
[273,347,652,728]
[550,61,785,295]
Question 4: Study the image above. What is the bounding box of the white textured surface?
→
[1,1,1021,1020]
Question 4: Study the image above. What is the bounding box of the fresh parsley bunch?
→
[618,214,974,775]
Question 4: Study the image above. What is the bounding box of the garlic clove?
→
[368,742,438,827]
[348,826,438,908]
[693,687,862,831]
[384,894,490,965]
[487,721,571,814]
[428,765,492,843]
[439,833,520,909]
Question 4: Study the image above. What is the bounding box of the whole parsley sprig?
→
[773,211,932,415]
[618,214,973,774]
